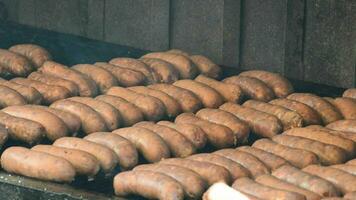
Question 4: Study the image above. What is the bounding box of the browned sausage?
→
[195,75,243,103]
[50,99,108,134]
[239,70,294,98]
[129,86,182,118]
[326,119,356,133]
[223,75,275,102]
[54,137,118,174]
[220,102,283,138]
[9,44,51,68]
[0,49,33,76]
[243,100,303,130]
[306,125,356,143]
[237,146,290,170]
[31,145,99,177]
[175,113,236,148]
[39,61,98,97]
[0,78,43,104]
[173,80,224,108]
[328,98,356,120]
[287,93,342,124]
[232,177,305,200]
[1,147,75,182]
[28,71,79,96]
[343,88,356,99]
[134,122,196,157]
[0,85,27,107]
[0,111,44,145]
[113,127,170,162]
[106,86,166,121]
[134,164,206,200]
[72,64,118,93]
[160,158,231,185]
[11,78,71,105]
[84,132,138,170]
[196,108,250,144]
[253,139,319,168]
[273,134,347,165]
[272,165,341,197]
[303,165,356,194]
[188,153,251,179]
[190,55,221,79]
[148,84,203,113]
[270,98,322,125]
[140,58,180,84]
[94,62,146,87]
[113,170,184,200]
[331,164,356,176]
[2,105,68,141]
[95,95,144,126]
[157,121,207,149]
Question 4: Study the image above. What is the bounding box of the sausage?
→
[94,62,146,87]
[273,165,341,197]
[11,78,71,105]
[106,86,165,121]
[1,147,75,182]
[220,102,283,138]
[0,78,43,104]
[31,145,100,177]
[0,124,8,147]
[331,164,356,176]
[237,146,289,170]
[303,165,356,194]
[0,111,44,145]
[196,108,250,143]
[84,132,138,170]
[2,105,68,141]
[188,153,251,179]
[142,52,199,79]
[28,71,79,96]
[273,134,347,165]
[9,44,51,68]
[68,97,122,131]
[347,159,356,165]
[129,86,182,118]
[253,139,319,168]
[327,98,356,120]
[0,85,27,107]
[203,182,262,200]
[239,70,294,98]
[214,149,270,178]
[95,95,144,127]
[232,177,305,200]
[190,55,221,79]
[175,113,236,148]
[326,119,356,133]
[160,158,232,185]
[0,49,33,76]
[113,127,170,162]
[344,192,356,199]
[243,100,303,130]
[287,93,343,124]
[195,74,243,103]
[134,122,196,157]
[148,84,203,113]
[166,49,190,57]
[134,164,206,200]
[255,174,322,200]
[139,58,180,84]
[283,127,355,158]
[307,125,356,142]
[223,76,275,102]
[113,170,184,200]
[39,61,98,97]
[173,80,224,108]
[157,121,207,149]
[270,98,322,125]
[72,64,118,93]
[343,88,356,99]
[109,57,160,84]
[50,99,108,134]
[53,137,118,174]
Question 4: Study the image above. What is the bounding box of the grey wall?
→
[1,0,355,87]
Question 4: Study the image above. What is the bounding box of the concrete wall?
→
[0,0,355,87]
